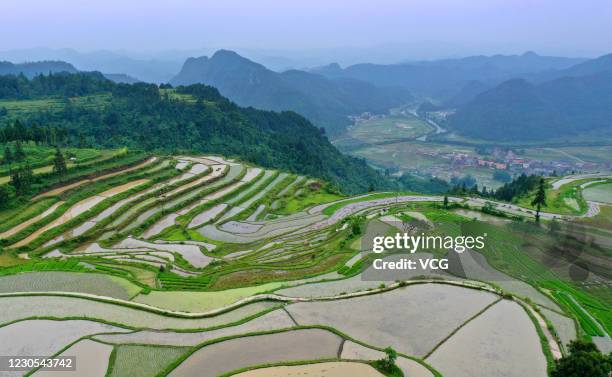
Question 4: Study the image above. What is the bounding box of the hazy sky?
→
[2,0,612,58]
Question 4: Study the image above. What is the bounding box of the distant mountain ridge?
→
[448,53,612,141]
[0,60,77,78]
[0,48,181,83]
[313,51,586,99]
[170,50,413,135]
[0,60,141,84]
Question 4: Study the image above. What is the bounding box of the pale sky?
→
[2,0,612,58]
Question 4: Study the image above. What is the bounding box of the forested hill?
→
[0,72,387,193]
[0,60,78,78]
[170,50,412,135]
[448,71,612,141]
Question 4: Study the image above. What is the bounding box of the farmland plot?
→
[286,284,498,357]
[448,249,560,309]
[225,170,272,205]
[132,282,283,312]
[168,329,343,377]
[0,202,64,240]
[201,213,325,243]
[12,179,149,248]
[427,300,547,377]
[0,296,279,330]
[540,307,577,349]
[113,238,213,268]
[0,271,141,300]
[33,156,156,199]
[341,341,433,377]
[188,203,228,228]
[32,340,113,377]
[233,362,384,377]
[94,309,294,346]
[277,175,305,197]
[583,183,612,204]
[107,345,188,377]
[0,319,128,376]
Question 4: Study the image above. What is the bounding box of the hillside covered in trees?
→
[448,72,612,141]
[446,52,612,141]
[0,60,78,78]
[0,72,388,193]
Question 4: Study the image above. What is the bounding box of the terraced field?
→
[0,153,609,376]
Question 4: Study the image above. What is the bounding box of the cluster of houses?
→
[444,148,604,175]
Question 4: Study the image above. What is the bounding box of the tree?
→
[0,185,10,208]
[14,141,25,162]
[10,163,33,196]
[376,346,400,374]
[551,340,611,377]
[52,146,68,178]
[2,146,12,165]
[78,133,86,148]
[351,221,361,236]
[443,195,449,208]
[531,177,547,223]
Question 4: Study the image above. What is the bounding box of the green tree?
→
[52,146,68,178]
[10,163,33,196]
[0,185,10,208]
[78,133,86,148]
[351,221,361,236]
[2,146,12,165]
[531,177,547,223]
[551,340,611,377]
[14,141,26,162]
[376,346,401,375]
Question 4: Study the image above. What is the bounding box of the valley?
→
[1,28,612,377]
[334,108,612,192]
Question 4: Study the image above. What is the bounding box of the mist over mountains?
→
[1,47,612,143]
[0,48,181,83]
[313,51,585,99]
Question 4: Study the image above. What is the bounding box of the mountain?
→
[313,52,585,100]
[0,72,388,193]
[170,50,413,135]
[448,71,612,141]
[0,60,77,78]
[532,52,612,82]
[0,60,142,85]
[0,48,181,83]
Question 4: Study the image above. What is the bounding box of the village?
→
[443,147,607,176]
